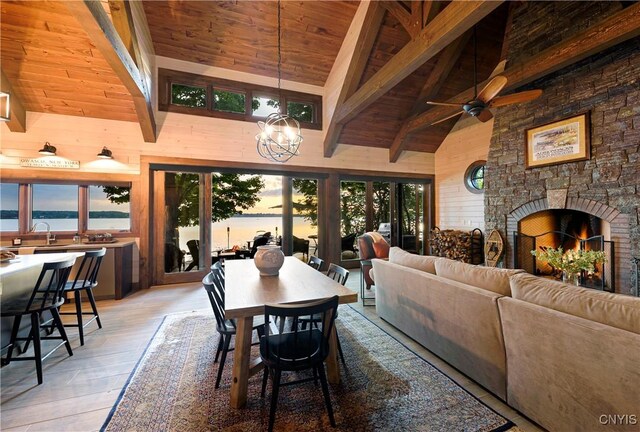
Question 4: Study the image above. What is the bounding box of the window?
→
[287,101,314,123]
[252,95,280,117]
[159,69,322,130]
[0,183,19,232]
[213,89,246,114]
[88,185,131,231]
[32,184,79,231]
[465,161,486,194]
[171,83,206,108]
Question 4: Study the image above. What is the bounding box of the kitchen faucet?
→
[30,221,54,245]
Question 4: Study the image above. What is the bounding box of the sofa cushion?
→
[434,259,523,296]
[388,247,437,274]
[510,273,640,334]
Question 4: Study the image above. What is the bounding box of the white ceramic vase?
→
[254,245,285,276]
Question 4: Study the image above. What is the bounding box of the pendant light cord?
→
[277,0,282,110]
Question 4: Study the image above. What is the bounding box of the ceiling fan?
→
[426,28,543,126]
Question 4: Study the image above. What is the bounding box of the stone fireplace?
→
[509,194,622,291]
[484,2,639,295]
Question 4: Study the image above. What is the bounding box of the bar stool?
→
[1,258,76,384]
[60,248,106,346]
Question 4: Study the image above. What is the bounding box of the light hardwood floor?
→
[1,269,543,432]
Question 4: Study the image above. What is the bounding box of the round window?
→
[464,160,486,194]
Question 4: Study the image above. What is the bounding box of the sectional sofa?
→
[372,247,640,431]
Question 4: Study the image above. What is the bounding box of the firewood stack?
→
[429,227,484,264]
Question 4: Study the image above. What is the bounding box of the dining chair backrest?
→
[326,263,349,286]
[307,256,324,271]
[211,260,224,277]
[262,295,339,370]
[26,258,76,312]
[68,248,106,290]
[203,270,232,333]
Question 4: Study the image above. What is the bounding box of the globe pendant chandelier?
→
[256,0,302,163]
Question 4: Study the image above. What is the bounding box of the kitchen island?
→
[2,239,138,300]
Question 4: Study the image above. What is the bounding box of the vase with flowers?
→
[530,247,607,286]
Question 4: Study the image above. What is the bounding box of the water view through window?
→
[32,184,78,231]
[173,174,317,268]
[88,185,131,231]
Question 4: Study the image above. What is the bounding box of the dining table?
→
[224,256,358,408]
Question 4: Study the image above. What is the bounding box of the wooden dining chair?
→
[60,248,106,346]
[1,258,76,384]
[202,270,264,389]
[261,295,339,432]
[326,263,349,285]
[300,263,349,365]
[307,255,324,271]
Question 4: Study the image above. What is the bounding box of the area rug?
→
[102,307,516,431]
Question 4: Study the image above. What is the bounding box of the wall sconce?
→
[38,142,57,156]
[97,146,113,159]
[0,91,9,121]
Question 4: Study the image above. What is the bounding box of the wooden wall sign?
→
[484,229,504,267]
[20,158,80,169]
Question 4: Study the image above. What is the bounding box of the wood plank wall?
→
[434,117,494,231]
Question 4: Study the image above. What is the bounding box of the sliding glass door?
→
[338,178,431,266]
[154,170,210,285]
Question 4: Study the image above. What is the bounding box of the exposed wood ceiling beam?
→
[65,0,156,142]
[390,1,640,162]
[323,1,385,157]
[334,1,502,126]
[422,1,442,28]
[411,31,472,114]
[382,1,420,38]
[389,32,471,162]
[108,0,141,67]
[0,69,26,133]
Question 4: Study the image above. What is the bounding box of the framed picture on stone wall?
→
[525,112,590,168]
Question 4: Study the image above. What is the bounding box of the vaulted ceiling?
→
[2,1,639,161]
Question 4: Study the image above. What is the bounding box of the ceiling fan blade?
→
[431,111,464,126]
[488,59,507,79]
[476,109,493,123]
[489,89,543,107]
[426,101,463,108]
[477,75,508,103]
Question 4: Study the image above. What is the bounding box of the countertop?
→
[1,238,137,253]
[0,252,85,278]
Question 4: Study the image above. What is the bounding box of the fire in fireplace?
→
[513,209,614,291]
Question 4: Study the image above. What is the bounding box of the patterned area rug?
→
[102,306,515,431]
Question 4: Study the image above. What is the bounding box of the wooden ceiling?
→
[2,1,638,159]
[143,1,359,87]
[339,5,508,151]
[0,1,137,122]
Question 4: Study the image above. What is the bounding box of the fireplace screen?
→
[514,232,614,291]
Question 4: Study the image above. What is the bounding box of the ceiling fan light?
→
[97,146,113,159]
[38,142,57,156]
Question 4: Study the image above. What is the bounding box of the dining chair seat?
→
[260,329,325,371]
[0,297,65,316]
